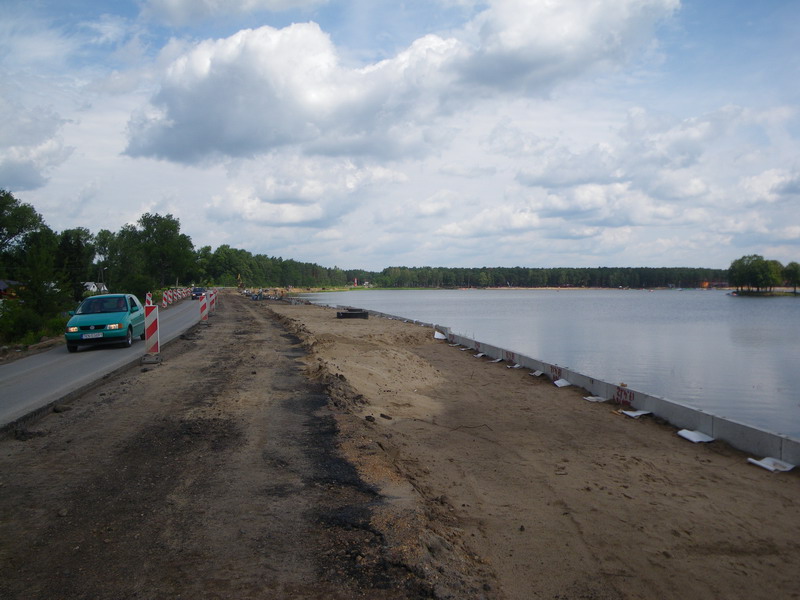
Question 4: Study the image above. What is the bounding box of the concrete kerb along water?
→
[333,307,800,466]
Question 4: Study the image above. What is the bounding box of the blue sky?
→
[1,0,798,270]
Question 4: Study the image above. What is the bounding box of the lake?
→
[300,289,800,439]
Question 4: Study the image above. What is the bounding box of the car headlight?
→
[107,323,123,330]
[66,326,79,333]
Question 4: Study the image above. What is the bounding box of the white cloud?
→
[142,0,328,26]
[126,0,680,164]
[775,225,800,241]
[206,154,407,229]
[125,24,463,162]
[417,190,456,217]
[83,15,130,46]
[710,211,770,236]
[0,14,78,70]
[435,203,541,238]
[741,169,800,204]
[457,0,679,91]
[208,184,327,226]
[0,98,73,190]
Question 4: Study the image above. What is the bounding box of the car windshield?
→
[77,297,128,314]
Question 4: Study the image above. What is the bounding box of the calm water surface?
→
[301,289,800,438]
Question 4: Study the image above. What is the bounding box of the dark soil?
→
[0,295,482,599]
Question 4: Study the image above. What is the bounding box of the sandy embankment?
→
[269,301,799,600]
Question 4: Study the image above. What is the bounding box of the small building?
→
[0,280,21,298]
[83,282,109,294]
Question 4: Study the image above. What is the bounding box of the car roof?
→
[84,293,128,299]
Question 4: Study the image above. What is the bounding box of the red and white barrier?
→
[145,292,153,306]
[144,305,159,355]
[200,293,208,322]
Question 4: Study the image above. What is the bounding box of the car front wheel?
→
[67,344,77,353]
[123,327,133,348]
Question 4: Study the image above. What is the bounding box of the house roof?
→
[0,280,21,291]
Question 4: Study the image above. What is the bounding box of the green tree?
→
[12,226,70,316]
[57,227,96,301]
[766,260,784,291]
[0,190,43,277]
[138,213,195,287]
[208,245,252,285]
[104,224,153,298]
[783,261,800,294]
[193,245,213,284]
[729,255,782,292]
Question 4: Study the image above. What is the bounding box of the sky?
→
[1,0,799,271]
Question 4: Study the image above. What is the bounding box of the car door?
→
[128,295,145,336]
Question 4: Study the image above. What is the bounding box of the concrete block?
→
[562,369,594,393]
[780,437,800,465]
[635,395,715,434]
[712,417,783,458]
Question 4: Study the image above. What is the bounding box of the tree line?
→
[363,265,731,289]
[1,189,797,344]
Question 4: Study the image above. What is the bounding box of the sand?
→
[269,301,800,600]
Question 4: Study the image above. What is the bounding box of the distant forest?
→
[352,266,728,289]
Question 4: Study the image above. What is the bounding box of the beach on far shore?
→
[269,300,800,600]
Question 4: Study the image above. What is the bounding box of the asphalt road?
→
[0,298,207,428]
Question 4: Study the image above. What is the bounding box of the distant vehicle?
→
[191,287,206,300]
[64,293,145,353]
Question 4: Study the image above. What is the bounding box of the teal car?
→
[64,293,146,353]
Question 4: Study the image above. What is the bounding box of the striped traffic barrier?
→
[200,293,209,323]
[161,292,167,308]
[142,305,161,364]
[145,292,152,306]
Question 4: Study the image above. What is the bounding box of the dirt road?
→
[0,294,485,599]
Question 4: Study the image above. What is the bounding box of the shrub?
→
[0,302,43,343]
[0,301,69,345]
